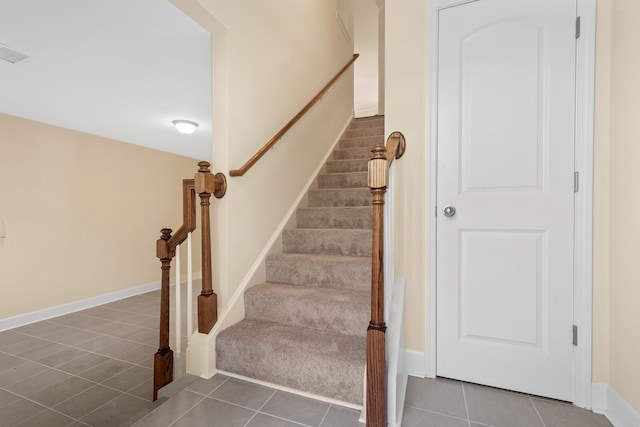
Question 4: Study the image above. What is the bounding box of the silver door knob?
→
[443,205,456,217]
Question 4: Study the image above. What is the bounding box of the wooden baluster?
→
[367,145,388,427]
[195,161,227,334]
[154,228,174,401]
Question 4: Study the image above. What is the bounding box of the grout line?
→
[242,388,277,427]
[404,405,471,423]
[318,403,332,426]
[0,385,88,426]
[0,348,158,411]
[164,391,208,427]
[530,396,548,427]
[461,382,472,427]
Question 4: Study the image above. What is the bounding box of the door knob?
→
[443,205,456,217]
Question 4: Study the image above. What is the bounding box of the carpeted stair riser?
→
[317,172,368,189]
[349,119,384,129]
[346,126,384,138]
[339,135,384,150]
[308,188,371,207]
[282,228,372,256]
[297,207,372,229]
[326,159,368,173]
[244,284,369,336]
[216,320,365,404]
[332,147,374,160]
[265,253,370,291]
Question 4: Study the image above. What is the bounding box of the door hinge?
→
[435,205,438,216]
[574,171,579,193]
[576,16,581,39]
[573,325,578,346]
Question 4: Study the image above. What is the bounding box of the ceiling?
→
[0,0,212,160]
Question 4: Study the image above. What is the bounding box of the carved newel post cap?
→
[157,228,173,259]
[197,161,211,173]
[160,228,172,240]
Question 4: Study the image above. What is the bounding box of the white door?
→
[436,0,577,401]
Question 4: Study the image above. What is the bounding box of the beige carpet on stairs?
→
[216,116,384,405]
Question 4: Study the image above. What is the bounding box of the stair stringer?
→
[185,113,353,380]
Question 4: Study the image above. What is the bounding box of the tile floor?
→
[0,289,613,427]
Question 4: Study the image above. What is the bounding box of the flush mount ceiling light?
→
[173,120,199,135]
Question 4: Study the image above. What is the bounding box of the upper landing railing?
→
[153,162,226,401]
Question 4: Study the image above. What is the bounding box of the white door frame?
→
[425,0,596,408]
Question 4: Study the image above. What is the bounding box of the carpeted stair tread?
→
[308,188,371,207]
[296,206,372,229]
[245,283,369,336]
[283,228,371,256]
[346,126,384,139]
[265,253,370,290]
[339,135,384,149]
[326,158,369,173]
[317,171,368,189]
[216,320,365,404]
[332,146,374,160]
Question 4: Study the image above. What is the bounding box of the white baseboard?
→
[591,383,640,426]
[591,383,608,414]
[355,105,379,118]
[0,281,161,332]
[218,370,362,411]
[406,350,428,378]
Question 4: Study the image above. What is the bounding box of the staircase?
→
[216,116,384,405]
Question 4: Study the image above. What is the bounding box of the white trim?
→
[426,0,596,404]
[572,0,596,409]
[0,280,161,332]
[591,383,640,427]
[591,383,608,414]
[406,350,429,378]
[355,105,379,118]
[218,370,363,411]
[606,386,640,427]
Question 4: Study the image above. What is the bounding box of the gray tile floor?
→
[0,289,613,427]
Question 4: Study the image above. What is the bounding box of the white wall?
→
[354,0,379,117]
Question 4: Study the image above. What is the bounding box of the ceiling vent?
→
[0,46,28,64]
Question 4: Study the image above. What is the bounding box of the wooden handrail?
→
[229,53,359,177]
[366,132,406,426]
[153,161,227,401]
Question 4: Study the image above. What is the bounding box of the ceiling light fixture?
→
[173,120,199,135]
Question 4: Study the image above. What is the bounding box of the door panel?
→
[436,0,576,401]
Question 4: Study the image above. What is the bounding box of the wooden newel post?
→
[367,145,388,427]
[154,228,174,401]
[195,161,227,334]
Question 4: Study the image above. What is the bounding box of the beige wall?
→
[0,113,200,320]
[385,0,640,410]
[607,0,640,410]
[593,0,612,387]
[385,0,429,354]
